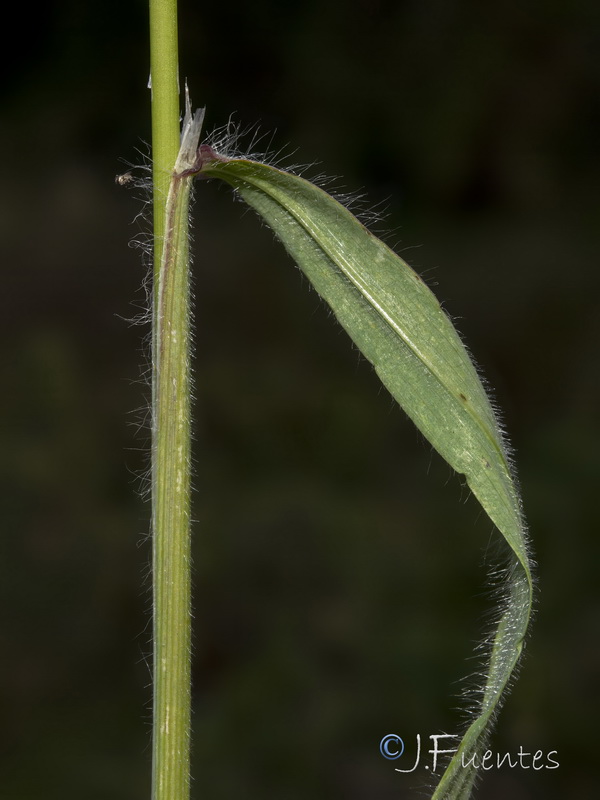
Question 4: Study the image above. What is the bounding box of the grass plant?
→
[147,2,534,798]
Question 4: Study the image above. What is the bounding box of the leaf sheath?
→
[151,103,205,800]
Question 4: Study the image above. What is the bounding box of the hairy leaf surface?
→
[196,150,534,798]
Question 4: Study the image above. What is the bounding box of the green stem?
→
[150,0,181,281]
[149,3,192,800]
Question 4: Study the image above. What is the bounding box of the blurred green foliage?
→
[1,1,598,798]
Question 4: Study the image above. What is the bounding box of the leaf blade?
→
[199,154,533,798]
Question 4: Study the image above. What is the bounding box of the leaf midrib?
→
[236,165,510,476]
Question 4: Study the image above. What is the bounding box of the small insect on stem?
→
[116,171,135,186]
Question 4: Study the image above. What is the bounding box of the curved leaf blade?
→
[197,151,533,798]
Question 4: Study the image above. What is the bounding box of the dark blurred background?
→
[1,1,598,798]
